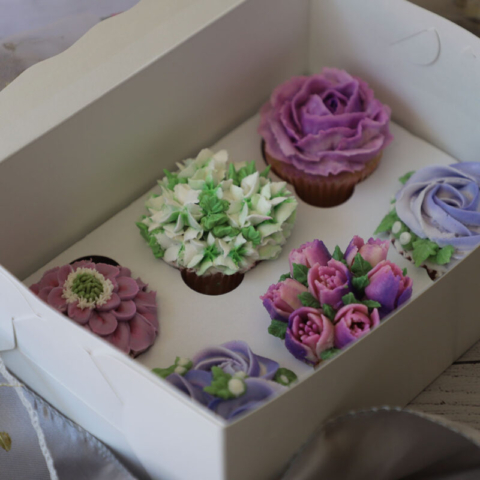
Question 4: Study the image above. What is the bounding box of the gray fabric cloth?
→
[0,370,137,480]
[281,408,480,480]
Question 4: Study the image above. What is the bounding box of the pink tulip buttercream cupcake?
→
[259,68,393,207]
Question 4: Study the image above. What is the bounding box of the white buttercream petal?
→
[257,222,282,237]
[207,232,215,246]
[270,181,287,196]
[184,227,202,242]
[274,200,297,224]
[255,196,271,216]
[260,183,271,199]
[239,202,249,227]
[230,185,245,201]
[258,244,282,260]
[227,200,243,215]
[241,172,260,198]
[164,244,182,262]
[270,196,288,206]
[174,184,200,205]
[245,214,272,226]
[234,234,247,248]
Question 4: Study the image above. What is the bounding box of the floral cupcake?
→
[259,68,393,207]
[375,164,480,279]
[260,237,412,365]
[153,341,296,420]
[137,149,298,295]
[30,259,159,357]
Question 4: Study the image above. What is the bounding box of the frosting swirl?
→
[259,68,393,176]
[395,163,480,254]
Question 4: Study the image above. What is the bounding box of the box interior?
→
[3,0,480,479]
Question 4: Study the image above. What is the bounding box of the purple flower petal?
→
[117,277,140,300]
[89,311,118,336]
[95,263,120,280]
[129,313,157,355]
[112,300,137,321]
[67,302,92,325]
[104,322,130,354]
[96,293,121,312]
[47,287,67,312]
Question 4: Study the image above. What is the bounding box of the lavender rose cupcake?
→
[375,163,480,279]
[261,237,412,366]
[153,341,297,420]
[259,68,393,207]
[30,260,159,357]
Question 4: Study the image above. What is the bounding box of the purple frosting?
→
[192,340,279,380]
[396,163,480,254]
[260,279,308,323]
[259,68,393,177]
[165,341,286,420]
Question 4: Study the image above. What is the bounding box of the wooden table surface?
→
[408,342,480,430]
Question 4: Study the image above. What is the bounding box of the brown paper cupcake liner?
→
[262,141,382,207]
[181,269,244,295]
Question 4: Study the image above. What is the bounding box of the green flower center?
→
[71,273,104,302]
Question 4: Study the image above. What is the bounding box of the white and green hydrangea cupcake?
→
[137,149,298,295]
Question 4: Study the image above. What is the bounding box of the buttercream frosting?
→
[258,68,393,177]
[138,149,298,275]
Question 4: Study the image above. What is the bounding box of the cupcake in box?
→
[137,149,298,295]
[375,163,480,280]
[30,259,159,357]
[153,341,297,420]
[259,68,393,207]
[260,236,412,366]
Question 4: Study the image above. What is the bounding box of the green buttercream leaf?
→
[229,244,248,266]
[352,274,370,295]
[212,225,240,238]
[434,245,455,265]
[260,165,271,178]
[402,267,408,276]
[227,163,239,185]
[351,254,373,277]
[322,304,336,322]
[278,273,291,282]
[320,348,341,361]
[163,169,187,190]
[242,226,262,246]
[268,319,287,339]
[200,195,229,215]
[273,368,298,386]
[332,245,345,262]
[201,213,229,231]
[362,300,381,310]
[203,367,245,400]
[342,292,359,305]
[204,244,220,262]
[399,171,416,185]
[137,221,165,258]
[136,221,150,241]
[292,263,309,287]
[298,292,321,309]
[374,210,400,235]
[412,238,439,267]
[152,365,176,379]
[246,160,257,176]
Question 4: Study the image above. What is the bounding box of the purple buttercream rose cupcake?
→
[153,341,297,420]
[260,237,412,366]
[375,163,480,279]
[30,260,159,357]
[259,68,393,207]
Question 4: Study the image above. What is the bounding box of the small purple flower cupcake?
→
[259,68,393,207]
[261,237,412,366]
[30,260,159,357]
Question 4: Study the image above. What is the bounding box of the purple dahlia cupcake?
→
[259,68,393,207]
[30,259,159,357]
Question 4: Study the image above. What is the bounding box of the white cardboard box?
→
[2,1,480,479]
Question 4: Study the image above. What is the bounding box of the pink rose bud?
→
[289,240,331,276]
[365,260,412,318]
[344,236,389,268]
[307,259,351,309]
[334,303,380,349]
[260,279,308,322]
[285,307,334,365]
